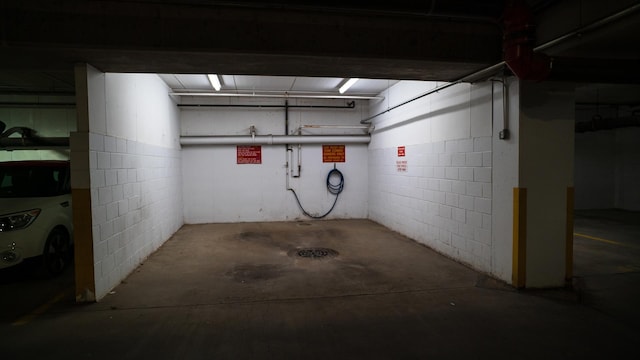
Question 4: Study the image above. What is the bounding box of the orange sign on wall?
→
[322,145,346,163]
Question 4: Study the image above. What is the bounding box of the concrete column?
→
[493,78,575,288]
[514,81,575,288]
[71,64,96,302]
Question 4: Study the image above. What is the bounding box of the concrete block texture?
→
[90,138,183,300]
[85,71,184,300]
[575,128,640,211]
[368,81,494,276]
[181,98,370,223]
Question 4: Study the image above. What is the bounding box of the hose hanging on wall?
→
[289,167,344,219]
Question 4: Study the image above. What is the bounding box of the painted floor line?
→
[573,233,626,246]
[12,292,65,326]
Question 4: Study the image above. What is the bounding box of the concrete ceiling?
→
[0,0,639,104]
[159,74,398,96]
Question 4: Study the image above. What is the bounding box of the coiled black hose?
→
[289,168,344,219]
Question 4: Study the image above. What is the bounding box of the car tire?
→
[42,227,72,276]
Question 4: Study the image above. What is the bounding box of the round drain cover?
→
[295,247,338,259]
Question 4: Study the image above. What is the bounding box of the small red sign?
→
[398,146,406,157]
[322,145,346,163]
[237,145,262,164]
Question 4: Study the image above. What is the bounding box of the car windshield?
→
[0,164,69,198]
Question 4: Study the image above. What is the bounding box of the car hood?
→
[0,195,70,215]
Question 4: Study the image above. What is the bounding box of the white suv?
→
[0,161,73,275]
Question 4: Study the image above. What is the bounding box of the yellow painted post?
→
[566,187,574,282]
[512,188,527,288]
[72,189,96,302]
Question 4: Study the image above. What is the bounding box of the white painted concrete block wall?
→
[613,128,640,211]
[181,98,368,222]
[86,69,183,299]
[574,127,640,211]
[574,131,615,209]
[368,81,496,274]
[491,79,519,282]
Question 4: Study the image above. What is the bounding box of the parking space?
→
[0,257,75,324]
[83,220,482,311]
[573,209,640,328]
[2,218,639,359]
[574,209,640,275]
[2,2,639,358]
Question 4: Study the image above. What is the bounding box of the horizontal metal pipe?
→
[360,81,460,124]
[179,103,355,109]
[0,137,70,149]
[361,3,640,125]
[0,102,76,108]
[300,124,370,129]
[180,135,370,146]
[534,3,640,53]
[575,116,640,133]
[0,145,70,151]
[0,91,75,96]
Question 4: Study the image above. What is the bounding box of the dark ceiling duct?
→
[575,115,640,133]
[503,0,552,81]
[0,124,70,150]
[188,0,504,21]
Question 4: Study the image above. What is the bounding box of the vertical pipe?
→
[491,78,510,140]
[502,78,509,138]
[491,81,494,129]
[285,100,291,188]
[297,126,302,177]
[285,100,289,136]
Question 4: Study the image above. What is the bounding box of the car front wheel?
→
[43,227,72,275]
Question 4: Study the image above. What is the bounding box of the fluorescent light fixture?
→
[339,78,359,94]
[169,91,384,100]
[207,74,222,91]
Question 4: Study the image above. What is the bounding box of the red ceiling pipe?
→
[503,0,551,81]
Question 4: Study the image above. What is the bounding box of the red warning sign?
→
[322,145,346,163]
[237,145,262,164]
[398,146,406,157]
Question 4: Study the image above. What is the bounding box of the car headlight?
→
[0,209,41,232]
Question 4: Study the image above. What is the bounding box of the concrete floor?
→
[2,215,639,359]
[573,209,640,329]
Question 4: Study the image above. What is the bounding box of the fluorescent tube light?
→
[339,78,359,94]
[207,74,222,91]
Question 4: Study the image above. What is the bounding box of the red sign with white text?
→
[398,146,406,157]
[237,145,262,164]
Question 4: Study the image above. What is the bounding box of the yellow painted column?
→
[72,64,96,302]
[72,189,96,302]
[512,188,527,288]
[565,186,574,282]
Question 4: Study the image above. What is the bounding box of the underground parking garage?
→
[2,0,640,358]
[68,66,578,301]
[2,69,639,357]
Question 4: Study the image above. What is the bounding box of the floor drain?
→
[295,248,338,259]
